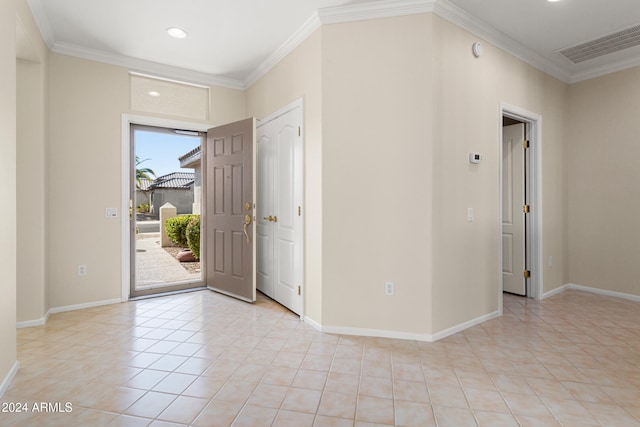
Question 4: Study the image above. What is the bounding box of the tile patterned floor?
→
[2,289,640,426]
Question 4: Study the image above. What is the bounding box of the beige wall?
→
[567,67,640,296]
[47,53,245,310]
[48,54,130,308]
[17,59,48,322]
[16,0,49,324]
[0,0,18,388]
[321,15,434,334]
[13,5,637,349]
[431,16,568,332]
[245,13,570,337]
[245,30,323,323]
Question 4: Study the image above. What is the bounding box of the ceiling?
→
[25,0,640,87]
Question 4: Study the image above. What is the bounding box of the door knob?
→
[263,215,278,222]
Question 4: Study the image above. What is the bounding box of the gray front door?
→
[205,118,257,302]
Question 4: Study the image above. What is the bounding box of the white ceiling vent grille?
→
[558,24,640,64]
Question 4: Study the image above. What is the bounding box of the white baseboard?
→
[541,283,570,300]
[306,315,433,341]
[303,316,322,332]
[304,311,500,342]
[306,310,500,343]
[566,283,640,302]
[321,324,434,342]
[16,299,121,329]
[0,361,19,398]
[48,298,122,315]
[431,310,501,342]
[16,310,51,329]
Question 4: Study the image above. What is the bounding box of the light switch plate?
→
[105,208,118,218]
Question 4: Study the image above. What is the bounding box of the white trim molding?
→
[320,324,434,342]
[26,0,55,48]
[569,56,640,84]
[430,310,501,342]
[0,361,20,398]
[433,0,570,83]
[318,0,435,25]
[303,316,322,332]
[48,298,122,315]
[499,103,544,302]
[545,283,640,302]
[16,311,51,329]
[244,13,321,89]
[26,0,640,90]
[17,298,125,329]
[51,42,244,90]
[541,283,570,300]
[304,310,500,343]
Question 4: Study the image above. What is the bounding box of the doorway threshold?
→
[129,286,207,301]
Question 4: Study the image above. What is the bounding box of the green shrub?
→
[186,216,201,260]
[165,214,197,247]
[136,203,150,213]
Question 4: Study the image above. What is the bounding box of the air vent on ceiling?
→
[558,24,640,64]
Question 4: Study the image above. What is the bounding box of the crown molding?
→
[569,55,640,84]
[432,0,571,84]
[243,12,322,89]
[51,42,244,90]
[28,0,640,91]
[243,0,437,89]
[26,0,55,48]
[317,0,436,25]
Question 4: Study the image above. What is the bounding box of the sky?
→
[134,129,201,179]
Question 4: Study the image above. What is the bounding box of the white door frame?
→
[120,114,211,302]
[498,103,543,313]
[256,98,305,318]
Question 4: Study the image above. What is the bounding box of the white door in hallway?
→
[256,105,303,315]
[502,123,527,295]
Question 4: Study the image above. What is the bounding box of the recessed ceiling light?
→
[167,27,188,39]
[547,0,561,2]
[148,91,160,97]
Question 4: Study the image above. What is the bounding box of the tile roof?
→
[148,172,194,189]
[179,146,201,169]
[137,178,152,191]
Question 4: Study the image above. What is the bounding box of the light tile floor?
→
[2,290,640,426]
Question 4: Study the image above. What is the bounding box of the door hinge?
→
[523,140,530,149]
[524,270,531,279]
[298,206,301,216]
[523,204,530,213]
[297,286,301,296]
[298,126,301,137]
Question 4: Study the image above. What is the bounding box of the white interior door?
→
[502,123,527,295]
[273,111,303,314]
[256,104,303,315]
[257,121,274,297]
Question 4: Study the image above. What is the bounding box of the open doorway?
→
[129,125,206,298]
[500,104,542,305]
[502,117,528,296]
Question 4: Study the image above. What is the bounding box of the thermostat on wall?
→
[469,152,482,164]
